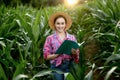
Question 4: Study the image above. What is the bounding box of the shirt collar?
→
[53,31,71,40]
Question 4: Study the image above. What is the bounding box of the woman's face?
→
[54,17,66,33]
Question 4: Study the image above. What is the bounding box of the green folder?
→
[55,40,79,55]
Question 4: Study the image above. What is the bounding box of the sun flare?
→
[66,0,78,5]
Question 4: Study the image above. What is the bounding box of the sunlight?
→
[65,0,79,6]
[67,0,78,5]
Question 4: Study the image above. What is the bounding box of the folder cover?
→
[55,40,79,55]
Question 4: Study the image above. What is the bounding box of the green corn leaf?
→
[13,74,28,80]
[0,64,7,80]
[32,10,40,42]
[65,73,75,80]
[12,61,26,79]
[85,70,93,80]
[0,41,6,47]
[105,54,120,65]
[105,66,117,80]
[30,70,52,80]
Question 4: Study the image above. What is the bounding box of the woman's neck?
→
[56,30,66,35]
[56,31,66,41]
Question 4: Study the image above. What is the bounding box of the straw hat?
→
[48,12,72,30]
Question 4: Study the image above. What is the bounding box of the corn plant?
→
[0,4,51,79]
[1,0,120,79]
[84,0,120,80]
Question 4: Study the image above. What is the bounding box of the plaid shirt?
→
[43,31,79,66]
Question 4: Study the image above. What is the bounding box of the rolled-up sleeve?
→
[72,49,80,63]
[43,37,52,59]
[71,35,80,63]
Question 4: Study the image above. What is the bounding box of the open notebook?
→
[55,40,79,55]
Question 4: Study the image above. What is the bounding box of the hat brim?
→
[49,12,72,30]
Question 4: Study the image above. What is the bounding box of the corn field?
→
[0,0,120,80]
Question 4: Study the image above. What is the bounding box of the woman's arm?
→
[43,36,60,60]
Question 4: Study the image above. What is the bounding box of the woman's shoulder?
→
[67,33,76,38]
[48,33,54,37]
[46,33,54,40]
[67,32,77,41]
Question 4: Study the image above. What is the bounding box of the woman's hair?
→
[54,15,67,24]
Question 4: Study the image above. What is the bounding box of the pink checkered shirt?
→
[43,32,79,66]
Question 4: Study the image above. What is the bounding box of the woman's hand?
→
[71,48,79,55]
[54,54,59,58]
[46,54,59,60]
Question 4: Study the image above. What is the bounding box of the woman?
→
[43,12,79,80]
